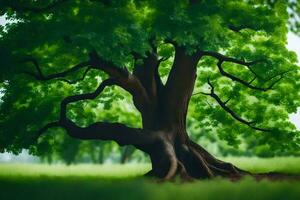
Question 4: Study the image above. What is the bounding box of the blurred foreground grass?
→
[1,157,300,200]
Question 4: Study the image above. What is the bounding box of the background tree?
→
[0,0,300,179]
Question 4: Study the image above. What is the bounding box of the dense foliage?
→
[0,0,300,164]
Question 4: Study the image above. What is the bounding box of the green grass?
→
[1,157,300,200]
[0,163,151,178]
[224,157,300,174]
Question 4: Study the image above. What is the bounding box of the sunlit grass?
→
[223,157,300,174]
[0,163,151,178]
[1,157,300,178]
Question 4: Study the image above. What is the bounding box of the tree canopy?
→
[0,0,300,164]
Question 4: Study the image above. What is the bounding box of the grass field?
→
[1,157,300,200]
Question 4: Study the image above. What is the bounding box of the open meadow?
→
[1,157,300,200]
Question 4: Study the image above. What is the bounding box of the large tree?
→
[0,0,300,180]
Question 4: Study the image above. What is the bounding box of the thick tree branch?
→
[32,79,115,140]
[21,57,91,84]
[62,67,92,84]
[133,52,157,95]
[132,50,164,99]
[89,50,150,111]
[201,78,271,132]
[161,46,202,128]
[36,78,155,151]
[200,51,286,91]
[216,60,287,91]
[201,50,264,67]
[131,45,167,129]
[21,50,149,126]
[89,51,130,78]
[60,78,116,122]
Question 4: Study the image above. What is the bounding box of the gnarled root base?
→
[146,139,249,181]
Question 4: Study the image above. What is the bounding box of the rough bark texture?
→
[36,45,251,181]
[129,46,247,180]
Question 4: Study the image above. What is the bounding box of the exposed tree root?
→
[145,140,300,182]
[145,139,247,181]
[162,142,178,180]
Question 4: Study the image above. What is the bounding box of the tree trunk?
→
[140,121,247,180]
[132,47,247,180]
[151,135,248,179]
[53,47,248,181]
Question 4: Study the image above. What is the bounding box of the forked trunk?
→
[131,46,247,180]
[54,46,248,181]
